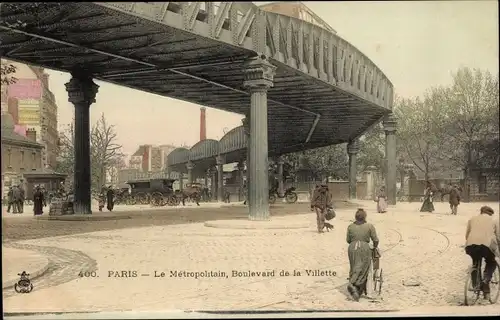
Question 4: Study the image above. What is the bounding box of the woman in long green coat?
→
[346,209,379,301]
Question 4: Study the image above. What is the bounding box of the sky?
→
[45,1,499,156]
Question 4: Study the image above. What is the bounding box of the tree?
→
[281,144,348,181]
[55,113,124,193]
[54,123,76,187]
[91,113,124,191]
[438,68,499,174]
[393,93,448,180]
[1,61,17,85]
[357,122,386,175]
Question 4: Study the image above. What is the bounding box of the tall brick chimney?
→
[26,128,37,142]
[200,107,206,141]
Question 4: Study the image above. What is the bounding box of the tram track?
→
[252,225,451,310]
[140,227,405,308]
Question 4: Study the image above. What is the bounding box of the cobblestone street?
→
[2,200,499,315]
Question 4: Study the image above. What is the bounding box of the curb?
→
[2,254,50,289]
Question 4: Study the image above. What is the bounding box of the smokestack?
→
[200,107,206,141]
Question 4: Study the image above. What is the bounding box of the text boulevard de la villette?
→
[99,269,337,279]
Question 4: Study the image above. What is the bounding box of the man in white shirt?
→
[465,206,500,300]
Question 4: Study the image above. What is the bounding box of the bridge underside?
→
[0,2,388,156]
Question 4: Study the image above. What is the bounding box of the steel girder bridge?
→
[0,2,397,219]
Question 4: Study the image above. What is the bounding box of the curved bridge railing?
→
[99,2,393,109]
[167,125,247,168]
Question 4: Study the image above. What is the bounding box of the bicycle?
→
[464,258,500,305]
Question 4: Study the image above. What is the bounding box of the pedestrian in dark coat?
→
[33,186,45,216]
[106,186,115,212]
[17,185,25,213]
[449,185,461,215]
[12,186,21,214]
[311,184,333,233]
[7,187,14,213]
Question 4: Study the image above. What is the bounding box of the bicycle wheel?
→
[464,266,481,306]
[489,261,500,304]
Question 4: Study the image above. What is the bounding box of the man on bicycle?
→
[465,206,500,300]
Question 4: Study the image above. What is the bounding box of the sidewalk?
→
[2,202,224,218]
[2,200,499,315]
[2,247,50,288]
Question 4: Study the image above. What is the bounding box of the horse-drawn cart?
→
[126,178,179,206]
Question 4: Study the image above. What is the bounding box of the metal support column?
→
[237,161,245,201]
[65,71,99,215]
[384,114,397,205]
[347,139,360,200]
[186,161,194,183]
[216,155,224,202]
[277,157,285,197]
[243,55,277,220]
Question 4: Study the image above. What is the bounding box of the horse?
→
[177,183,202,206]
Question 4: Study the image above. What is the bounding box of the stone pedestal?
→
[65,72,98,215]
[216,156,224,202]
[243,55,276,221]
[186,161,194,184]
[347,139,359,200]
[384,113,397,205]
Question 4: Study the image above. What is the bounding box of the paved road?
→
[3,202,345,242]
[2,200,499,315]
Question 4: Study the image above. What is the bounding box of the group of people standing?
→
[6,185,26,214]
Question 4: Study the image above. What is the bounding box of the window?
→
[32,152,36,169]
[478,175,487,193]
[20,150,25,164]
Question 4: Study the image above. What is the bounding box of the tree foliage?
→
[393,92,448,180]
[281,144,348,181]
[355,67,499,180]
[1,61,17,85]
[356,122,386,175]
[55,113,125,193]
[438,68,499,171]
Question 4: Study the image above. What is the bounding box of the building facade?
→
[128,144,178,172]
[1,113,44,198]
[1,59,59,169]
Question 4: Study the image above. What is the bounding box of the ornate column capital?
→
[243,55,277,91]
[216,155,225,166]
[277,157,285,166]
[383,113,397,134]
[347,139,360,155]
[65,72,99,105]
[186,161,194,170]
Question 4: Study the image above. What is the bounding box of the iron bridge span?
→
[0,2,394,164]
